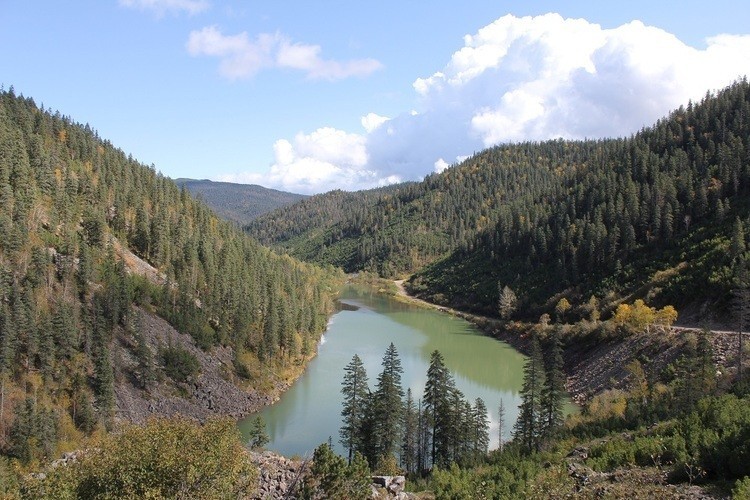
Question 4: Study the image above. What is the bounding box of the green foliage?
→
[540,327,565,439]
[431,463,487,500]
[431,457,573,500]
[423,349,457,468]
[580,391,750,484]
[371,343,404,462]
[252,80,750,324]
[21,417,256,499]
[514,333,545,453]
[733,476,750,499]
[72,389,97,435]
[0,86,341,459]
[0,456,19,497]
[400,389,418,473]
[304,443,371,500]
[373,453,401,476]
[159,343,201,383]
[246,416,269,450]
[131,324,156,390]
[8,398,58,464]
[232,353,252,380]
[587,433,688,471]
[339,354,370,464]
[338,347,490,475]
[686,394,750,480]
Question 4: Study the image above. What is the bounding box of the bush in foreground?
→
[21,417,256,499]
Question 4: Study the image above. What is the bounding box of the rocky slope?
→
[111,236,302,424]
[113,308,275,424]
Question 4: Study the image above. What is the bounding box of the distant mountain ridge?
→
[174,178,306,224]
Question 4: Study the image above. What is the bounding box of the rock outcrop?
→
[371,475,411,499]
[249,451,307,499]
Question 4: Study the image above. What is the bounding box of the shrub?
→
[732,476,750,499]
[303,444,371,500]
[160,343,200,383]
[21,418,256,499]
[587,437,635,471]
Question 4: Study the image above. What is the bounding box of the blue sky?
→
[2,1,750,194]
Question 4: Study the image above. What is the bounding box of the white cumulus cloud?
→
[119,0,209,16]
[221,13,750,194]
[433,158,450,173]
[187,26,383,81]
[361,113,390,133]
[218,128,389,194]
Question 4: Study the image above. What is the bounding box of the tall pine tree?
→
[372,343,404,462]
[514,332,545,453]
[541,327,565,440]
[339,354,370,464]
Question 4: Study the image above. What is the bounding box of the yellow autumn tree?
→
[654,305,678,331]
[613,300,677,334]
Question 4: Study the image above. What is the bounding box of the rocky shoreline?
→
[391,280,739,406]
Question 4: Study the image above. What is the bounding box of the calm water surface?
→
[238,284,527,457]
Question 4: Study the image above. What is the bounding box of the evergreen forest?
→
[174,178,306,225]
[2,78,750,498]
[0,87,340,469]
[248,80,750,323]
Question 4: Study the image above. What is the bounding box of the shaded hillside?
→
[410,80,750,319]
[174,178,306,224]
[246,183,409,273]
[250,80,750,321]
[0,87,340,464]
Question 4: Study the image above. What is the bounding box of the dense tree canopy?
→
[0,87,340,462]
[249,80,750,322]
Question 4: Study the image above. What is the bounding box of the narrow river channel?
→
[238,284,527,458]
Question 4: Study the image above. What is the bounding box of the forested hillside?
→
[246,183,407,271]
[249,80,750,320]
[0,87,339,465]
[174,178,306,224]
[412,80,750,318]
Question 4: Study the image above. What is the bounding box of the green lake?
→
[238,284,527,458]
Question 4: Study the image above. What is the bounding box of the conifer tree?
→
[247,416,270,449]
[733,257,750,382]
[132,321,156,390]
[498,399,505,452]
[472,398,490,459]
[695,329,715,395]
[401,388,419,474]
[372,343,404,462]
[541,327,565,440]
[416,398,430,473]
[339,354,369,464]
[72,387,97,434]
[423,350,455,467]
[731,217,747,259]
[514,332,545,453]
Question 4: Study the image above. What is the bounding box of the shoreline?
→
[114,306,334,426]
[391,279,533,355]
[388,279,741,406]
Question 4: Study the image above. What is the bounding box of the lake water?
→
[238,284,527,458]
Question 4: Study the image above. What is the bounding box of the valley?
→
[1,80,750,498]
[3,1,750,496]
[238,283,528,457]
